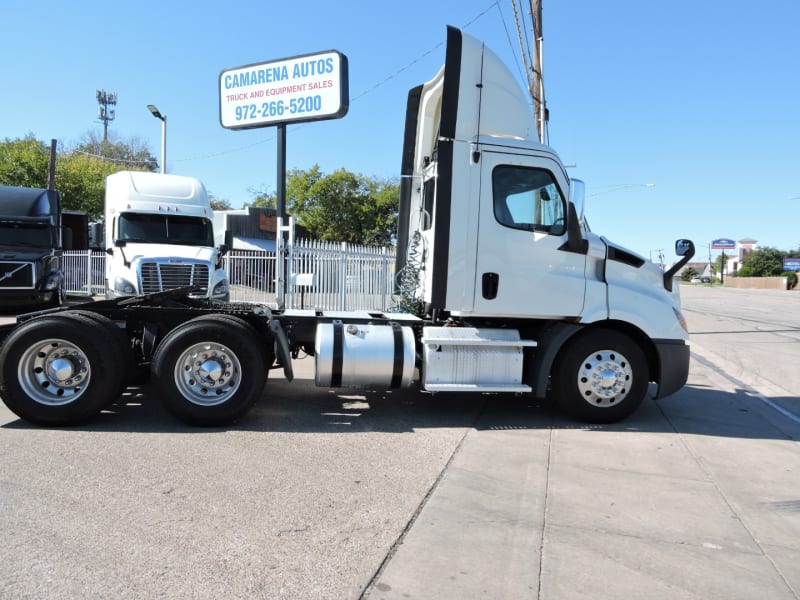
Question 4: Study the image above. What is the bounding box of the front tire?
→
[0,316,121,425]
[552,329,649,424]
[151,315,267,426]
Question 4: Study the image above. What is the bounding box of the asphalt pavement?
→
[1,286,799,599]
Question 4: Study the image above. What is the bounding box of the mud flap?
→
[269,318,294,382]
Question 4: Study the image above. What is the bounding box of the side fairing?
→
[397,26,545,312]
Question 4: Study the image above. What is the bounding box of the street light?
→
[147,104,166,174]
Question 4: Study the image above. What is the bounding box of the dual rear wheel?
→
[0,313,269,427]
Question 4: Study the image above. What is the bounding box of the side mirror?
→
[568,178,586,223]
[218,244,229,256]
[675,239,694,257]
[663,238,696,291]
[105,247,114,256]
[114,239,127,248]
[565,201,588,254]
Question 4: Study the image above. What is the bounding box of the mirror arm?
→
[663,243,696,292]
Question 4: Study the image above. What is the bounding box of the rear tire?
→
[151,315,267,426]
[0,315,121,425]
[552,329,649,424]
[61,310,133,398]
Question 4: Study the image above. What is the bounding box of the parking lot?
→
[1,285,799,599]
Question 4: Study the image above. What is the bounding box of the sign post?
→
[219,50,349,307]
[711,238,736,284]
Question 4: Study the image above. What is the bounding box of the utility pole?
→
[511,0,547,142]
[96,89,117,142]
[531,0,546,143]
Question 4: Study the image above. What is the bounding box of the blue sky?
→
[2,0,798,261]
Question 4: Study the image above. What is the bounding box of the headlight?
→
[212,281,228,297]
[114,276,137,295]
[42,272,62,290]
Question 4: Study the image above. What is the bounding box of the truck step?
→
[421,327,535,392]
[424,383,532,393]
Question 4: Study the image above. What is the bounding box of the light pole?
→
[147,104,166,174]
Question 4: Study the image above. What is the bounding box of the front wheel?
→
[151,315,268,426]
[552,329,649,424]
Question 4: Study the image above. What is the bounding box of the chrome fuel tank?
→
[315,322,416,388]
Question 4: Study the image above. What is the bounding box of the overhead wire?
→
[169,2,501,164]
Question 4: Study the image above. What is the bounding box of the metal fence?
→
[63,239,397,311]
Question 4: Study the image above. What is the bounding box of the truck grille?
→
[139,262,209,294]
[0,261,35,289]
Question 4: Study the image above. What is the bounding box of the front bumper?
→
[654,339,691,399]
[0,290,57,308]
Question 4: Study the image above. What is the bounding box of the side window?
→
[492,165,566,235]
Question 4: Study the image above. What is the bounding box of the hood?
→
[0,247,53,262]
[120,242,216,263]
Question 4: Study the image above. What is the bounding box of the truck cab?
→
[104,171,229,301]
[395,27,693,418]
[0,185,65,308]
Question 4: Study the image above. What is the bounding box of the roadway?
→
[1,285,798,599]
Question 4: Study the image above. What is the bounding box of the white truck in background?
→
[0,27,695,428]
[104,171,229,301]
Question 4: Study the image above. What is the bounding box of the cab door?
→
[472,150,587,318]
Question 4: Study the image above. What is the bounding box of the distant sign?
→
[711,238,736,250]
[784,258,800,272]
[219,50,349,130]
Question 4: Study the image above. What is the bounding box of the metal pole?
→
[48,139,57,190]
[161,117,167,174]
[276,124,287,308]
[277,124,286,221]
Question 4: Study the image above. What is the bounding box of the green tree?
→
[1,134,157,218]
[281,165,398,245]
[245,184,276,209]
[0,135,50,188]
[75,131,158,172]
[680,267,698,282]
[737,247,786,277]
[208,194,233,211]
[55,152,123,218]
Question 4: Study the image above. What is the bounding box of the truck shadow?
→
[3,378,798,442]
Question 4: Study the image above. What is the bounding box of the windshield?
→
[0,222,53,247]
[117,213,214,246]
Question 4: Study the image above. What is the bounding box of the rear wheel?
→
[61,310,133,397]
[151,315,267,426]
[0,316,121,425]
[552,329,649,423]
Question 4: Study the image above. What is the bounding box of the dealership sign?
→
[219,50,349,130]
[784,258,800,272]
[711,238,736,250]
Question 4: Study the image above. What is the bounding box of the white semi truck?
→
[0,27,694,427]
[104,170,230,301]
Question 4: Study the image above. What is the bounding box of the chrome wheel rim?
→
[173,341,242,406]
[18,338,91,406]
[577,349,632,407]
